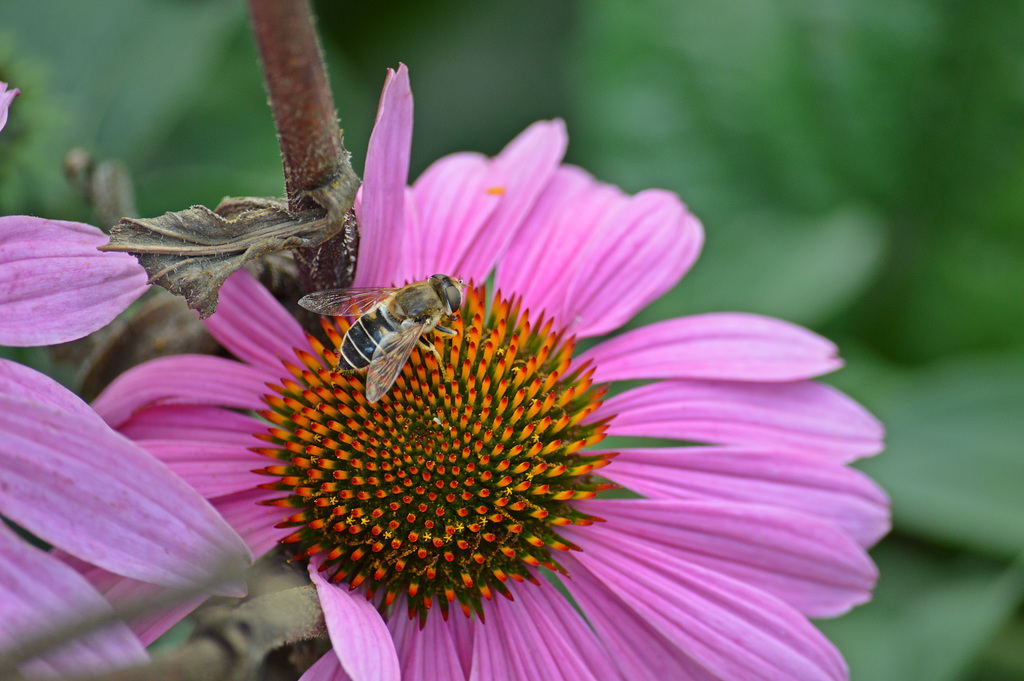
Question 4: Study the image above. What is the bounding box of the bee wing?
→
[298,287,398,317]
[364,320,431,403]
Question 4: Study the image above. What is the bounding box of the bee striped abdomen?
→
[338,309,396,370]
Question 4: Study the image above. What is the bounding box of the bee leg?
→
[434,324,458,336]
[417,335,443,361]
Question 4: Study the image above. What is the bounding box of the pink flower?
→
[0,81,18,133]
[87,65,886,680]
[1,64,888,681]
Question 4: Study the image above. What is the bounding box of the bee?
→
[298,274,466,403]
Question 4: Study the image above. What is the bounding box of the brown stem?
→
[248,0,344,212]
[247,0,361,292]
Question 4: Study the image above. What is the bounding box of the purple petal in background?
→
[0,217,148,346]
[204,270,307,373]
[91,355,272,428]
[0,394,251,591]
[212,488,291,559]
[0,358,105,425]
[117,404,265,445]
[299,652,352,681]
[59,553,207,647]
[0,524,148,678]
[137,439,267,498]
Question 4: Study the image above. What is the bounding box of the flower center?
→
[255,285,613,622]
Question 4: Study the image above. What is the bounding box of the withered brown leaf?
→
[99,173,358,318]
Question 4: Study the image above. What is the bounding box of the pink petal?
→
[578,499,878,617]
[353,64,413,287]
[397,189,421,284]
[309,561,400,681]
[494,165,623,329]
[403,119,569,285]
[565,189,704,337]
[566,529,849,681]
[495,177,703,338]
[0,81,19,132]
[212,488,291,559]
[203,270,307,373]
[118,404,265,445]
[91,355,273,428]
[579,313,843,383]
[470,577,616,681]
[60,553,206,646]
[0,394,252,590]
[0,358,105,425]
[300,652,353,681]
[444,609,476,679]
[560,554,720,681]
[387,605,466,681]
[467,608,520,681]
[603,446,890,547]
[504,577,622,681]
[598,379,884,462]
[407,153,502,282]
[453,120,568,281]
[137,439,267,498]
[0,217,149,346]
[0,525,148,677]
[381,596,413,666]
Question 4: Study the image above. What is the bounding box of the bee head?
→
[429,274,465,316]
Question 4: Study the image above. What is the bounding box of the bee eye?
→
[444,284,462,314]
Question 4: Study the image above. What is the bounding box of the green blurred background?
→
[2,1,1023,678]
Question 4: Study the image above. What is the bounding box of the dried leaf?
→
[99,162,359,318]
[100,187,355,318]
